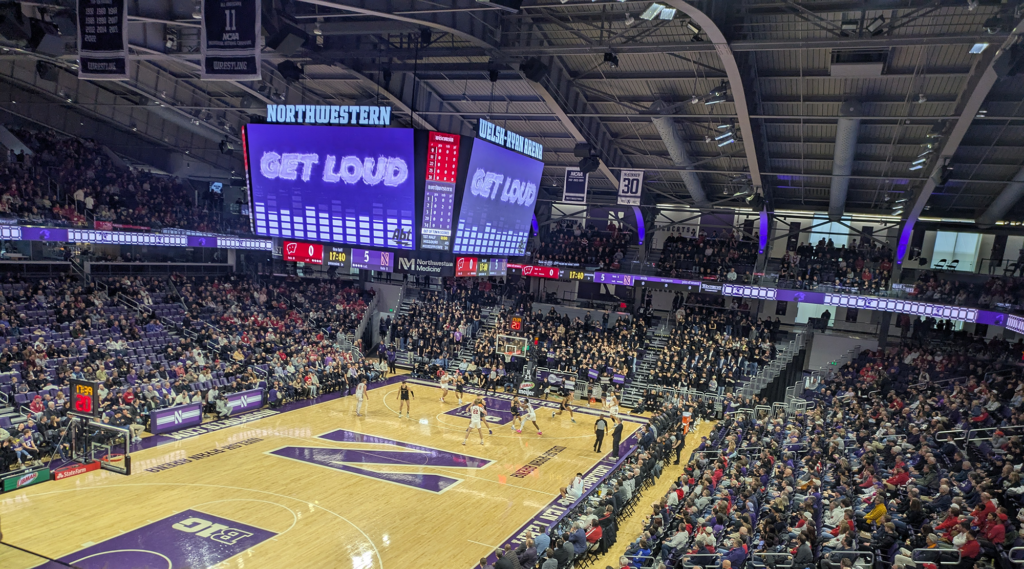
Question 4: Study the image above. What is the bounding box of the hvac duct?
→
[829,99,862,222]
[977,166,1024,227]
[650,101,710,209]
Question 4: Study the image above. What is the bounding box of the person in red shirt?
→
[959,531,981,567]
[885,467,910,491]
[585,520,602,544]
[980,512,1005,553]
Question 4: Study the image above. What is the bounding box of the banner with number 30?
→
[617,170,644,206]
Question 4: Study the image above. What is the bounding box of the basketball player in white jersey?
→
[355,378,369,416]
[520,400,542,436]
[606,392,619,420]
[439,373,451,403]
[462,398,490,445]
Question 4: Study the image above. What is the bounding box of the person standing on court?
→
[611,416,623,458]
[594,415,608,453]
[355,377,369,416]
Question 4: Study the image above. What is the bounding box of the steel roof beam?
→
[663,0,763,197]
[895,18,1024,264]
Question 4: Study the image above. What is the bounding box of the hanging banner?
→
[617,170,644,206]
[77,0,128,80]
[201,0,261,80]
[562,167,588,203]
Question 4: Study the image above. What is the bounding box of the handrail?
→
[911,548,960,565]
[935,429,968,443]
[1008,546,1024,565]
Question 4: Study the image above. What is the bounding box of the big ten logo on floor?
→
[46,509,278,568]
[172,516,253,545]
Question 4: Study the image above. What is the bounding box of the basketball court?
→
[0,375,656,569]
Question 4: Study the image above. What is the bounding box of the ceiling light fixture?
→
[913,157,928,165]
[705,96,727,105]
[718,138,736,147]
[691,95,700,104]
[659,8,677,20]
[917,93,927,104]
[717,124,730,129]
[686,21,700,35]
[970,43,989,55]
[603,52,619,68]
[624,12,635,26]
[640,3,666,20]
[705,135,712,143]
[313,22,323,36]
[918,150,933,158]
[866,15,886,35]
[909,164,923,171]
[715,132,734,140]
[192,2,202,19]
[967,0,978,11]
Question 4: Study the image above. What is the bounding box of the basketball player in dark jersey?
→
[398,380,414,418]
[455,372,465,405]
[551,393,577,423]
[509,396,523,432]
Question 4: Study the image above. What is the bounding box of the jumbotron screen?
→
[244,124,416,249]
[452,139,542,256]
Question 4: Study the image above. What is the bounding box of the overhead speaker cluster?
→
[520,58,548,82]
[578,156,600,174]
[277,60,303,82]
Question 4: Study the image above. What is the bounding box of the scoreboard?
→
[420,132,461,251]
[455,257,508,277]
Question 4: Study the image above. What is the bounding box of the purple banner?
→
[21,227,69,242]
[226,388,263,414]
[187,235,219,248]
[588,368,599,380]
[612,373,625,385]
[149,402,203,434]
[36,509,276,568]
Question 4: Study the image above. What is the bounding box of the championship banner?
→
[77,0,128,80]
[617,170,644,206]
[562,167,588,203]
[201,0,261,80]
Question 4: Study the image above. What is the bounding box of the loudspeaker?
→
[573,143,593,158]
[268,23,309,56]
[277,60,303,82]
[0,4,30,46]
[29,20,64,56]
[917,257,928,266]
[35,60,57,82]
[578,156,599,174]
[520,57,548,82]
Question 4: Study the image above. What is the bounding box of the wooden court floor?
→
[1,377,648,569]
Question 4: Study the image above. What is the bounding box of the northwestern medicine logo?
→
[268,429,492,493]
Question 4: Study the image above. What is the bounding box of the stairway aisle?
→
[587,420,717,567]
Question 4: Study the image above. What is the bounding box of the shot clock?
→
[510,316,523,332]
[69,378,100,418]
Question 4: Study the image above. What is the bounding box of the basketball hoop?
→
[102,453,124,465]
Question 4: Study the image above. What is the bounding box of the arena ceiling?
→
[2,0,1024,224]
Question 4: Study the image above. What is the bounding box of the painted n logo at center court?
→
[267,429,492,493]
